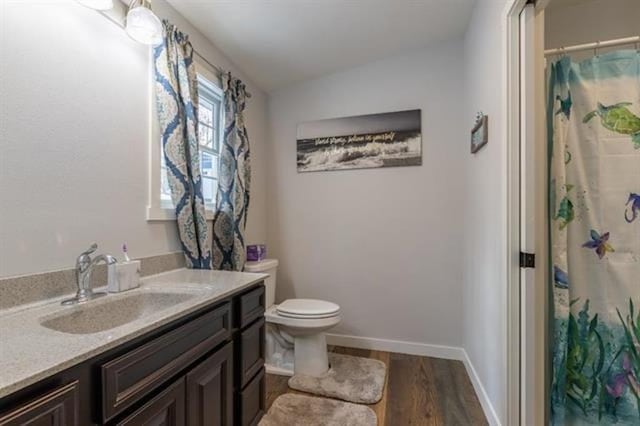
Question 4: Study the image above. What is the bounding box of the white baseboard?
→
[325,333,465,360]
[461,350,502,426]
[325,333,500,425]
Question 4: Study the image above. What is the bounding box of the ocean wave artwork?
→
[296,109,422,172]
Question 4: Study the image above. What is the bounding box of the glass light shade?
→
[126,4,163,45]
[76,0,114,10]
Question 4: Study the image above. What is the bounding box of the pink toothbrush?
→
[122,243,131,262]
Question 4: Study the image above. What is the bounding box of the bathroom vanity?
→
[0,269,267,426]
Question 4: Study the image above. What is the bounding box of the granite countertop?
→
[0,268,268,399]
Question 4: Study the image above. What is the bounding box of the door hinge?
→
[520,252,536,268]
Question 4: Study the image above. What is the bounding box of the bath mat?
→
[288,353,386,404]
[259,393,377,426]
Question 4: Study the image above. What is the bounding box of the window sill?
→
[146,206,215,222]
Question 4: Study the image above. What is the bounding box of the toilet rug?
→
[259,393,377,426]
[287,353,386,404]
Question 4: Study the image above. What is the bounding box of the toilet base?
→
[265,323,294,376]
[265,363,294,377]
[293,332,329,376]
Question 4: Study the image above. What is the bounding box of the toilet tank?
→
[244,259,279,308]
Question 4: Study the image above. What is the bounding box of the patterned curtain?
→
[154,21,211,269]
[549,51,640,425]
[212,73,251,271]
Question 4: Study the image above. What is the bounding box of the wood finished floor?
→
[265,346,488,426]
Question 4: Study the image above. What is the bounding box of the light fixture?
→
[76,0,114,10]
[126,0,163,46]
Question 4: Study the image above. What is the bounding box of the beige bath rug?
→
[288,353,386,404]
[259,393,377,426]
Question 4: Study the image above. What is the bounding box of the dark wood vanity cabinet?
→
[0,283,265,426]
[101,303,232,422]
[234,286,266,426]
[0,381,79,426]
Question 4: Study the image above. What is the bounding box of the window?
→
[160,74,224,211]
[196,75,223,208]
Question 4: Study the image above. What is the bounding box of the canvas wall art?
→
[296,109,422,172]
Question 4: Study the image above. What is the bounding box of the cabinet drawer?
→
[239,318,265,388]
[117,378,185,426]
[102,303,231,422]
[0,381,79,426]
[237,286,264,329]
[237,369,265,426]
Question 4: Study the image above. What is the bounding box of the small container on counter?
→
[246,244,266,261]
[107,261,141,293]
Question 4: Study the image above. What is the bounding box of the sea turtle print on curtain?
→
[549,51,640,425]
[582,102,640,149]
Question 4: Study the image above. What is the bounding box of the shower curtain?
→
[550,50,640,425]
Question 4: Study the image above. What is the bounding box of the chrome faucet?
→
[62,243,117,305]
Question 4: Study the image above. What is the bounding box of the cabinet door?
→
[238,369,265,426]
[117,378,185,426]
[239,318,265,388]
[186,343,234,426]
[0,381,79,426]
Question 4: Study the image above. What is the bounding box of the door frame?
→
[505,0,549,425]
[504,1,527,425]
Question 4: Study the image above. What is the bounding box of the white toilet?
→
[244,259,341,377]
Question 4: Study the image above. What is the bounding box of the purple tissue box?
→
[247,244,266,261]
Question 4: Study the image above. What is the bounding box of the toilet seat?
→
[266,305,341,329]
[276,299,340,319]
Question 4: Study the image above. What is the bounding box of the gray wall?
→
[546,0,640,50]
[266,40,467,348]
[462,0,511,423]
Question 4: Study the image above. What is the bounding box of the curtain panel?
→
[153,21,212,269]
[212,73,251,271]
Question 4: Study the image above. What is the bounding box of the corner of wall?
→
[460,0,511,424]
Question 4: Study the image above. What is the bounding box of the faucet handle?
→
[76,243,98,272]
[81,243,98,256]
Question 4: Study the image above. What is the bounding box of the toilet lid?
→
[276,299,340,319]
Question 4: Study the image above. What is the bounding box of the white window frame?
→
[147,58,223,221]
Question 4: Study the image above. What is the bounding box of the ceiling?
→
[166,0,476,92]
